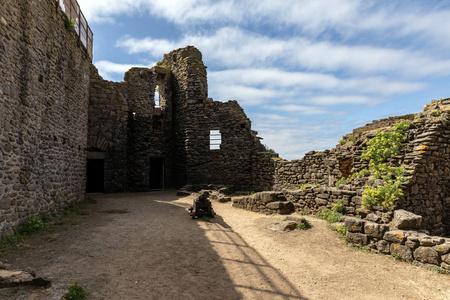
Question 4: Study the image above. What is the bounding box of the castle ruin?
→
[1,0,450,246]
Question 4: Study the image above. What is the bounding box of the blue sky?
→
[77,0,450,160]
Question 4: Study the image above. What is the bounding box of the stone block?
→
[218,197,231,203]
[315,198,328,206]
[261,192,279,204]
[405,239,419,249]
[391,209,422,229]
[266,201,283,210]
[390,243,413,261]
[352,196,362,205]
[377,240,390,254]
[344,217,365,233]
[365,213,381,223]
[317,194,329,199]
[442,254,450,264]
[285,215,305,223]
[280,202,295,215]
[433,243,450,255]
[364,222,388,239]
[383,230,407,244]
[420,236,436,246]
[346,232,368,246]
[0,270,34,288]
[414,247,441,266]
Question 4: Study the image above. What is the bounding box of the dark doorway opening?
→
[150,158,164,190]
[86,159,104,193]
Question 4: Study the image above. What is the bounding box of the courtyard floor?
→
[0,191,449,299]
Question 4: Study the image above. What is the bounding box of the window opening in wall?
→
[154,85,160,107]
[153,118,162,133]
[210,130,221,150]
[150,158,165,190]
[339,158,354,178]
[86,158,104,193]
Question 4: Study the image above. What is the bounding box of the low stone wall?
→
[343,216,450,270]
[231,187,397,221]
[231,190,450,271]
[232,192,294,215]
[272,150,340,190]
[352,114,415,134]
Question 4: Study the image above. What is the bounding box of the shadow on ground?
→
[0,191,306,299]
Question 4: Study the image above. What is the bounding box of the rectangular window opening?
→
[153,119,162,133]
[210,130,221,150]
[154,85,160,107]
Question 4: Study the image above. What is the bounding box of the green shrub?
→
[335,178,348,188]
[331,223,347,238]
[362,180,404,208]
[64,16,76,32]
[65,283,87,300]
[361,121,408,165]
[300,183,321,190]
[16,217,45,236]
[331,200,344,213]
[318,209,342,223]
[359,120,409,209]
[296,220,312,230]
[431,110,441,117]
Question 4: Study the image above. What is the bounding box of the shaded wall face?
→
[125,68,174,191]
[88,67,128,192]
[163,47,271,190]
[399,100,450,236]
[88,67,174,192]
[0,0,90,234]
[182,100,262,190]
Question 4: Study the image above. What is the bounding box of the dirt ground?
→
[0,191,449,300]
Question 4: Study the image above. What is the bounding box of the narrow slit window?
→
[210,130,221,150]
[153,119,162,133]
[154,85,160,107]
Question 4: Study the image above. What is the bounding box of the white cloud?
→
[209,68,425,98]
[116,27,450,78]
[79,0,450,51]
[264,104,330,116]
[94,60,156,81]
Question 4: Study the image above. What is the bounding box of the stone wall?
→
[162,47,270,190]
[0,0,90,235]
[272,150,340,190]
[343,214,450,270]
[88,66,174,192]
[125,67,174,191]
[352,114,415,134]
[399,100,450,236]
[88,67,128,192]
[250,99,450,236]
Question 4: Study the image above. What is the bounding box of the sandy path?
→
[0,191,449,299]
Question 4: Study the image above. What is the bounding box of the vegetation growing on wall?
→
[359,121,409,209]
[64,16,76,32]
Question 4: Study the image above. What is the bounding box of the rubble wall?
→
[257,99,450,236]
[88,67,128,192]
[125,67,174,191]
[0,0,90,234]
[162,47,269,190]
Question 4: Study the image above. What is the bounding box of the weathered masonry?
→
[235,101,450,237]
[0,0,91,234]
[1,0,272,235]
[2,0,450,243]
[87,47,270,193]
